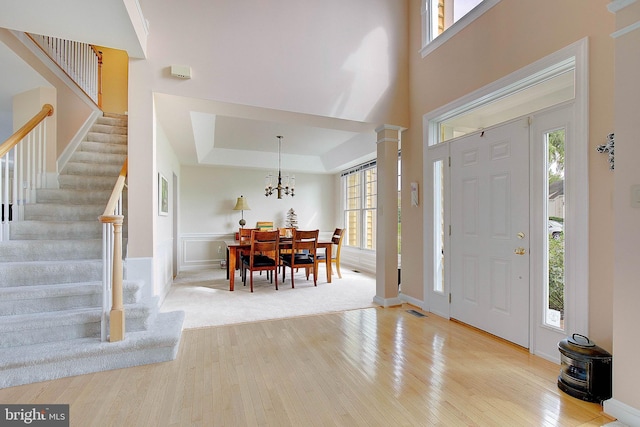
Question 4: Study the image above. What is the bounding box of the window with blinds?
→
[341,153,402,252]
[342,161,377,251]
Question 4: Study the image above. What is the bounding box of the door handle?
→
[514,247,526,255]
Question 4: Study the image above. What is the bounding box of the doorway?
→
[423,39,589,360]
[172,173,178,279]
[449,117,530,347]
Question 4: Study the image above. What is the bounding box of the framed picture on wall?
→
[158,173,168,216]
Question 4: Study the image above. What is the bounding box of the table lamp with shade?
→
[233,195,251,228]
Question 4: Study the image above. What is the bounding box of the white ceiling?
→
[0,0,146,58]
[153,93,379,173]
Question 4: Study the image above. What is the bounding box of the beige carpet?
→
[160,265,377,329]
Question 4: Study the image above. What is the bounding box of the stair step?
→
[90,123,127,135]
[24,203,104,221]
[62,161,125,177]
[0,111,184,390]
[0,280,142,315]
[69,151,126,166]
[0,311,184,389]
[82,134,128,147]
[0,308,101,348]
[0,239,103,261]
[0,259,102,287]
[9,220,104,240]
[0,301,154,348]
[58,174,118,190]
[37,188,114,204]
[97,116,127,127]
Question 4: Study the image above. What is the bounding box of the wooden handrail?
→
[100,157,128,218]
[0,104,53,158]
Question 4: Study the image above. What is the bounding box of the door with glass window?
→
[450,118,530,348]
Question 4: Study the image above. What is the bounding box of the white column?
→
[373,125,403,307]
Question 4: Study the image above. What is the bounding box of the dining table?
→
[225,239,333,291]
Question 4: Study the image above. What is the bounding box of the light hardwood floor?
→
[0,305,613,426]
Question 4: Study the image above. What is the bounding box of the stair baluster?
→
[0,104,54,241]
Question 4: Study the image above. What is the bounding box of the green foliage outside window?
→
[549,233,565,313]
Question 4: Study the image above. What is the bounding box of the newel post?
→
[100,214,125,342]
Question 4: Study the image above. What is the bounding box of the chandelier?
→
[265,135,295,198]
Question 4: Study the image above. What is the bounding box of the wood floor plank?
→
[0,305,612,427]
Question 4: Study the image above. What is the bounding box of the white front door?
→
[450,117,530,347]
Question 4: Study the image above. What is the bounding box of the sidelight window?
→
[545,128,566,330]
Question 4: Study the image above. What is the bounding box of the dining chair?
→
[242,230,280,292]
[313,228,345,278]
[256,221,274,231]
[278,227,295,238]
[238,227,258,280]
[280,229,319,288]
[277,228,295,272]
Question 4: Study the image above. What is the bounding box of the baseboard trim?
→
[604,398,640,426]
[399,292,423,309]
[372,295,402,308]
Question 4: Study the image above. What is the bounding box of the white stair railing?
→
[0,104,54,241]
[28,34,102,108]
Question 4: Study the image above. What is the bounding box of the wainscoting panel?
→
[180,233,233,271]
[341,247,376,274]
[180,233,378,275]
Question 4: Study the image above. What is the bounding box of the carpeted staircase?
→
[0,113,184,389]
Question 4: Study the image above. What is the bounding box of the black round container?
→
[557,334,612,403]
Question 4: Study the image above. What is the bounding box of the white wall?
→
[179,165,338,270]
[137,0,408,126]
[606,0,640,422]
[127,0,409,267]
[155,123,181,300]
[0,111,11,141]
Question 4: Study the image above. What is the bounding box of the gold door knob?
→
[514,247,526,255]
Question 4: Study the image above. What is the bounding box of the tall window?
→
[545,128,565,330]
[433,159,445,293]
[343,162,377,250]
[421,0,499,54]
[343,155,401,252]
[424,0,483,42]
[363,168,377,250]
